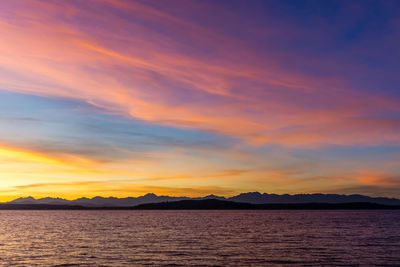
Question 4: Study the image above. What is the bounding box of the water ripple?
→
[0,210,399,266]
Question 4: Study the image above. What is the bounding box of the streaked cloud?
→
[0,0,399,147]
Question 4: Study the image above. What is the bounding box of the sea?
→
[0,210,399,266]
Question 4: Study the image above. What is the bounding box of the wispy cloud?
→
[0,0,399,147]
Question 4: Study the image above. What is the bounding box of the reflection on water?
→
[0,210,399,266]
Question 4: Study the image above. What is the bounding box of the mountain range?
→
[5,192,400,207]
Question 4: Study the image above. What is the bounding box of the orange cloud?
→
[0,144,98,169]
[354,173,400,187]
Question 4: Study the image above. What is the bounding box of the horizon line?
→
[3,191,399,203]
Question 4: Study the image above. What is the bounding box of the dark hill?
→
[133,199,400,210]
[1,200,400,210]
[6,193,400,207]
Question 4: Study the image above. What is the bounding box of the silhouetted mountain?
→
[9,196,72,205]
[228,192,400,205]
[5,192,400,207]
[8,196,37,204]
[71,194,190,207]
[194,194,226,201]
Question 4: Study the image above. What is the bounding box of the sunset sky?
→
[0,0,399,201]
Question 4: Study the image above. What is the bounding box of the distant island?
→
[132,199,400,210]
[1,192,400,210]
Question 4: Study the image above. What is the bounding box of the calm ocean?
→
[0,210,399,266]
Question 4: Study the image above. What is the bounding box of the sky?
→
[0,0,400,201]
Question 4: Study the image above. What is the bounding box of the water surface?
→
[0,210,399,266]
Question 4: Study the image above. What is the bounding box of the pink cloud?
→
[0,0,399,148]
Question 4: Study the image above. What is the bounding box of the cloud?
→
[0,116,45,122]
[354,173,400,188]
[0,0,399,148]
[256,117,400,147]
[0,143,96,168]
